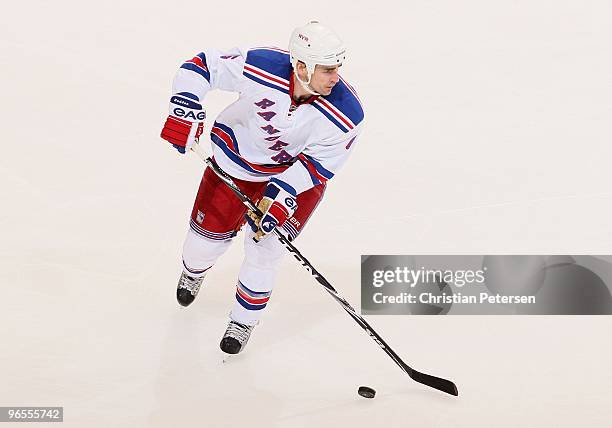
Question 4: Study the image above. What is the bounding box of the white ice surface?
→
[1,1,612,427]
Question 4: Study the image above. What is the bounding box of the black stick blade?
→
[410,370,459,396]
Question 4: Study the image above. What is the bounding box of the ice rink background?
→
[1,0,611,426]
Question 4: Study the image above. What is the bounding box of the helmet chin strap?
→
[294,71,321,96]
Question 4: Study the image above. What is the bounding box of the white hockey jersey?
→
[172,47,364,194]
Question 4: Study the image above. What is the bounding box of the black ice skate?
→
[220,321,255,354]
[176,272,204,307]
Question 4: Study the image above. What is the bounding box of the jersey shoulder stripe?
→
[312,78,364,133]
[245,47,292,79]
[243,63,289,94]
[243,48,291,93]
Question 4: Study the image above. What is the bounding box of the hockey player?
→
[160,21,364,355]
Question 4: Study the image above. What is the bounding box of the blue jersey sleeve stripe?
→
[269,177,298,196]
[180,62,211,82]
[301,155,335,180]
[297,158,324,186]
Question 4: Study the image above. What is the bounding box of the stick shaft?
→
[190,143,458,396]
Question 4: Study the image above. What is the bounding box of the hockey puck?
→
[358,386,376,399]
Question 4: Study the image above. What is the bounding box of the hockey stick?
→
[191,143,459,396]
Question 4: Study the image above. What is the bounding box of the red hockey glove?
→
[246,178,298,241]
[160,92,206,153]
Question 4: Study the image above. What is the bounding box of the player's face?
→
[310,64,341,95]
